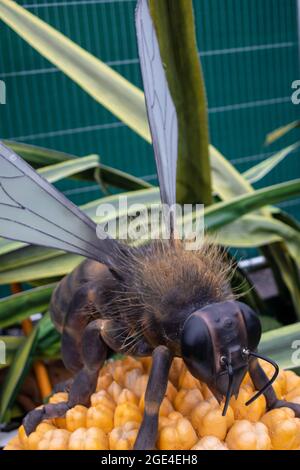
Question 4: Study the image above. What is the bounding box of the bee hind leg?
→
[134,346,173,450]
[249,358,300,417]
[23,319,107,435]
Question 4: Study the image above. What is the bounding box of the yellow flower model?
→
[5,356,300,451]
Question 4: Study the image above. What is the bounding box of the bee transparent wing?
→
[135,0,178,213]
[0,141,122,267]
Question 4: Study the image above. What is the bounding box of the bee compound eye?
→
[181,313,214,383]
[237,302,262,350]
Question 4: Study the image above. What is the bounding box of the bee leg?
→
[23,319,107,435]
[23,402,69,436]
[134,346,173,450]
[67,319,107,407]
[249,358,300,417]
[53,378,74,393]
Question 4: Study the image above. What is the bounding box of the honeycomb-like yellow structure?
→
[5,357,300,450]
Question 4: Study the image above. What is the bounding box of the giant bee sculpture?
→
[0,0,299,450]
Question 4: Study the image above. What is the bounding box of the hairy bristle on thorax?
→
[100,238,234,353]
[107,238,232,319]
[133,239,232,316]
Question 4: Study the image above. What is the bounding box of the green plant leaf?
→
[243,143,300,185]
[217,214,300,264]
[4,141,151,191]
[210,145,255,200]
[260,322,300,370]
[0,326,39,422]
[0,284,55,328]
[0,253,82,284]
[0,312,61,419]
[38,154,100,183]
[0,335,60,369]
[272,209,300,232]
[205,179,300,231]
[95,164,153,191]
[261,242,300,321]
[0,246,63,273]
[210,141,300,290]
[208,187,300,321]
[265,121,300,146]
[36,313,61,348]
[149,0,212,205]
[3,140,75,166]
[259,316,283,333]
[0,336,23,370]
[0,239,26,257]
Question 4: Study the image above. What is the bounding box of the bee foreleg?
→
[23,319,107,435]
[134,345,173,450]
[53,378,74,393]
[249,358,300,417]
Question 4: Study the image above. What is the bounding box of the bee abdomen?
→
[50,259,110,333]
[50,275,73,333]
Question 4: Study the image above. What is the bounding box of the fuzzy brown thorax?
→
[102,239,233,354]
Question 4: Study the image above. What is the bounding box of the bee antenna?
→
[221,358,234,416]
[244,350,279,406]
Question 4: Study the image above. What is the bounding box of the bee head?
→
[181,300,277,414]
